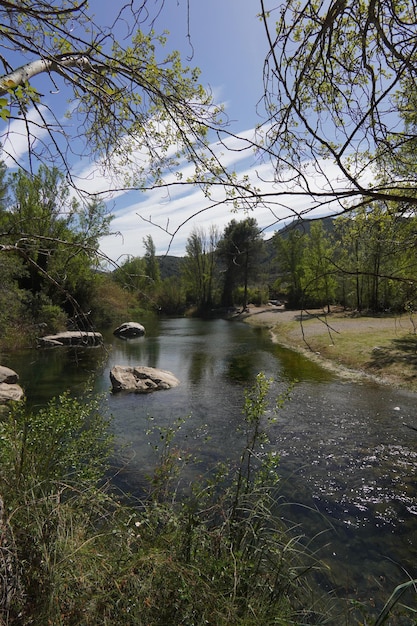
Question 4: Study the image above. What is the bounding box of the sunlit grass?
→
[263,311,417,390]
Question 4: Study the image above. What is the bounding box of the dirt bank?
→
[238,304,417,391]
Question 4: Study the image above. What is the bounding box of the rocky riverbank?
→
[239,304,417,391]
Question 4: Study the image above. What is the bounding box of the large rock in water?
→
[110,365,179,393]
[0,366,24,403]
[113,322,145,338]
[37,331,103,348]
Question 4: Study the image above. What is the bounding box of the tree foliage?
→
[217,218,263,309]
[258,0,417,219]
[1,1,417,248]
[0,162,118,340]
[182,226,219,312]
[143,234,161,285]
[335,205,417,312]
[274,228,306,308]
[303,221,337,312]
[0,1,227,194]
[272,212,417,313]
[1,164,110,313]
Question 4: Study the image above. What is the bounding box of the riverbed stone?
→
[0,366,23,404]
[0,365,19,384]
[110,365,179,393]
[113,322,146,338]
[37,331,103,348]
[0,382,24,403]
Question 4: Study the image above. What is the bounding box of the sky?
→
[95,0,275,262]
[0,1,346,263]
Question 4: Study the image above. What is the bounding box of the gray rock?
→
[110,365,179,393]
[37,331,103,348]
[0,366,23,404]
[0,365,19,384]
[113,322,145,338]
[0,383,24,403]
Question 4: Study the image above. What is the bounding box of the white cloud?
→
[0,106,51,167]
[98,151,364,264]
[0,106,371,264]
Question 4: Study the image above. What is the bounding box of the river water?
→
[5,316,417,619]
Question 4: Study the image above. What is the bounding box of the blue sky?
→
[1,1,349,263]
[95,0,275,262]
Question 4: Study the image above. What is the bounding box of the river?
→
[5,315,417,620]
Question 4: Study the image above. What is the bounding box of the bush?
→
[89,273,139,327]
[0,391,113,623]
[37,303,68,333]
[233,285,269,307]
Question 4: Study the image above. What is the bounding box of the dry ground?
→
[238,304,417,391]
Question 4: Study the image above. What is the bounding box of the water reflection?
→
[188,347,211,385]
[274,344,335,383]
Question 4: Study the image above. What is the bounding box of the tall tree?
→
[303,222,337,312]
[335,205,417,312]
[274,228,306,309]
[143,235,161,286]
[182,226,219,312]
[4,165,110,313]
[217,218,263,309]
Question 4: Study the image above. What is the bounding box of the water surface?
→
[5,316,417,617]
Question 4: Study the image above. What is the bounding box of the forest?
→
[2,157,416,353]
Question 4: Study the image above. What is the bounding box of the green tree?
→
[217,218,263,309]
[112,255,148,293]
[157,276,186,314]
[182,226,219,312]
[335,205,417,312]
[274,227,306,308]
[143,234,161,285]
[303,221,337,312]
[4,165,111,320]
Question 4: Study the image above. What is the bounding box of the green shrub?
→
[233,285,269,307]
[37,303,68,333]
[156,276,186,314]
[89,273,139,327]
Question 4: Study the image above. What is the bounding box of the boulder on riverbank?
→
[37,331,103,348]
[110,365,179,393]
[0,366,24,403]
[113,322,146,339]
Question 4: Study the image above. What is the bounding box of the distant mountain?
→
[273,216,336,239]
[157,255,184,280]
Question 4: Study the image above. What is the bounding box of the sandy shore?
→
[237,304,417,391]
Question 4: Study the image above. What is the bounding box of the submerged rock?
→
[110,365,179,393]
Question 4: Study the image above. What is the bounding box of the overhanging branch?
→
[0,53,103,96]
